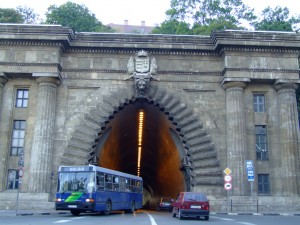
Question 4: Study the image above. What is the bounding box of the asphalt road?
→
[0,210,299,225]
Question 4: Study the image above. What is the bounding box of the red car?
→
[172,192,210,220]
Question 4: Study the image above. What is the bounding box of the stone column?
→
[223,82,247,196]
[0,76,8,191]
[274,83,299,196]
[28,77,60,193]
[0,76,8,108]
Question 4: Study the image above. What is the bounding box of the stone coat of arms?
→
[126,50,158,98]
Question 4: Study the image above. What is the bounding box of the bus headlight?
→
[56,198,62,202]
[86,198,95,203]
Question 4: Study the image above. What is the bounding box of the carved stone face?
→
[137,79,147,91]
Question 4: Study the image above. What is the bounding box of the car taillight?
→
[181,202,189,209]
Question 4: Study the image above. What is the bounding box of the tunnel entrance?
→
[94,100,185,208]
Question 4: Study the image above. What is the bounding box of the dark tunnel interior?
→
[96,101,185,207]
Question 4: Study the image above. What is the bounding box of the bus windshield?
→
[58,172,95,193]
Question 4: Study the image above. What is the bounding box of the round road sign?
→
[224,175,232,182]
[19,168,24,178]
[224,182,232,190]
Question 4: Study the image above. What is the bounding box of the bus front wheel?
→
[104,200,112,215]
[70,210,80,216]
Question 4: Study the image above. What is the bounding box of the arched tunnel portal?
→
[96,101,186,207]
[61,86,221,208]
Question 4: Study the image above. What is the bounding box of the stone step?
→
[193,158,220,169]
[191,150,217,161]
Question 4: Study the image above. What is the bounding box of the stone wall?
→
[0,25,299,210]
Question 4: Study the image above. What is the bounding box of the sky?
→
[1,0,300,26]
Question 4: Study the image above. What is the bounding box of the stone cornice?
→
[0,62,62,71]
[2,25,300,54]
[222,67,300,75]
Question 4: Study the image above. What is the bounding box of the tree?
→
[151,19,192,34]
[45,1,113,32]
[16,5,40,24]
[193,17,242,35]
[0,8,24,23]
[253,6,300,32]
[166,0,256,28]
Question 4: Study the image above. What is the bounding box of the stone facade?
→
[0,24,299,210]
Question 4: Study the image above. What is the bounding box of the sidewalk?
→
[0,209,70,217]
[1,209,300,217]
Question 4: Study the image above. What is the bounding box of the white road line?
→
[145,212,158,225]
[211,216,235,221]
[53,220,72,223]
[237,222,257,225]
[71,217,85,220]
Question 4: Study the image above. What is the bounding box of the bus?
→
[55,165,143,216]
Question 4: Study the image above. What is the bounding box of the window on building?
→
[258,174,270,194]
[256,125,268,160]
[7,170,19,190]
[253,94,265,112]
[11,120,26,156]
[15,89,29,108]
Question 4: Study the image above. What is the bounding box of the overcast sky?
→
[1,0,300,26]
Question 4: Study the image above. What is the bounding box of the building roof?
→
[107,20,155,34]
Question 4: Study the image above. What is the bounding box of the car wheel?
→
[172,209,176,218]
[70,210,80,216]
[178,210,183,220]
[205,216,209,220]
[104,200,112,215]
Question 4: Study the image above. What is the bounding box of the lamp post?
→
[15,150,24,215]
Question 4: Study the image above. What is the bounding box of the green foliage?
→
[166,0,256,27]
[193,18,243,35]
[16,5,40,24]
[0,8,24,23]
[253,6,300,32]
[45,1,112,32]
[151,19,192,34]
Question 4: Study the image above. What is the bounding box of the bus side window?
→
[113,176,119,191]
[125,178,131,192]
[97,172,105,191]
[119,177,125,192]
[136,181,141,193]
[105,174,112,191]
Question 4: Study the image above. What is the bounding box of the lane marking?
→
[211,216,235,221]
[237,222,257,225]
[71,217,85,220]
[53,220,72,223]
[145,212,158,225]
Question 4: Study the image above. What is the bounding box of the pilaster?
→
[274,82,300,196]
[223,81,248,196]
[28,77,60,193]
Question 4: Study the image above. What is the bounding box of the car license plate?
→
[191,205,201,209]
[68,205,77,208]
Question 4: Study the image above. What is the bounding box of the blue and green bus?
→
[55,165,143,216]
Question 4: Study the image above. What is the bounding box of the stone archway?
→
[61,83,222,191]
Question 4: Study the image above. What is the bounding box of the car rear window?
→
[183,193,207,201]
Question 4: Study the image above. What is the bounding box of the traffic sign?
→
[246,160,253,169]
[247,169,255,181]
[245,160,255,181]
[224,182,232,190]
[224,175,232,182]
[223,167,232,175]
[19,168,24,178]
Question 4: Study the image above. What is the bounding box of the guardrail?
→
[209,199,300,213]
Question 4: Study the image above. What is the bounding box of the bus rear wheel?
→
[103,200,112,215]
[70,210,80,216]
[125,201,135,213]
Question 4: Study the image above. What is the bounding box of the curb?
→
[211,212,300,216]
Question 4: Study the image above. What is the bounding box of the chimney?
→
[124,20,128,25]
[141,21,145,27]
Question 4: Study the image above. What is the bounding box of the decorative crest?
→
[125,50,159,98]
